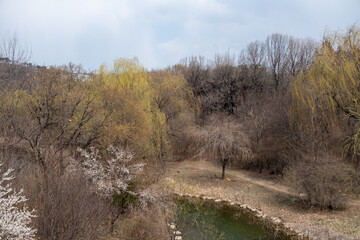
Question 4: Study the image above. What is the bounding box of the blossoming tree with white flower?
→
[78,145,145,197]
[0,165,37,239]
[78,145,148,231]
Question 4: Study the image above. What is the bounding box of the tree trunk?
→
[221,158,229,179]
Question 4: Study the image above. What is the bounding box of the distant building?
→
[0,57,10,63]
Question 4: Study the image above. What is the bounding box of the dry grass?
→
[108,208,170,240]
[163,160,360,240]
[102,183,176,240]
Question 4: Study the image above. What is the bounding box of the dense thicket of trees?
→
[0,25,359,239]
[0,55,187,239]
[179,26,359,208]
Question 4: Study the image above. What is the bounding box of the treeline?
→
[0,48,197,238]
[177,33,316,115]
[177,26,360,210]
[0,25,359,239]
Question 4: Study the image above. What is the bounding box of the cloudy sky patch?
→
[0,0,359,70]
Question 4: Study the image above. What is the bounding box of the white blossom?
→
[78,145,145,198]
[138,187,158,208]
[0,165,37,240]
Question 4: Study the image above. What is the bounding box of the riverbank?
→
[163,160,360,240]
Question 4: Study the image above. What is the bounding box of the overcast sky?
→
[0,0,359,71]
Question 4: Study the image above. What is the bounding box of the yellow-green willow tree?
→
[149,69,199,159]
[291,26,360,128]
[291,25,360,160]
[98,58,167,163]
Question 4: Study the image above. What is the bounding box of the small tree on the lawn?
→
[194,116,252,179]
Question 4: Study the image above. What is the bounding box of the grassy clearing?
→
[163,160,360,240]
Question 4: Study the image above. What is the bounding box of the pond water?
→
[175,198,289,240]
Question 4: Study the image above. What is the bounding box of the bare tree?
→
[239,40,268,91]
[210,52,241,115]
[179,56,209,97]
[287,37,301,77]
[178,56,212,118]
[193,115,252,179]
[243,94,271,171]
[0,65,106,170]
[265,33,289,90]
[0,32,31,65]
[288,37,317,77]
[23,155,109,240]
[0,32,32,88]
[240,40,266,67]
[299,38,317,70]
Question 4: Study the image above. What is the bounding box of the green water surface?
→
[176,198,288,240]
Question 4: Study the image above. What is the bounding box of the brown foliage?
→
[284,154,353,209]
[239,92,292,174]
[284,116,355,209]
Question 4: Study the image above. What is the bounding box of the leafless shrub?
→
[284,154,353,209]
[21,154,109,240]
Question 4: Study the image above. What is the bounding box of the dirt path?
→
[164,160,360,240]
[166,159,295,197]
[222,167,294,196]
